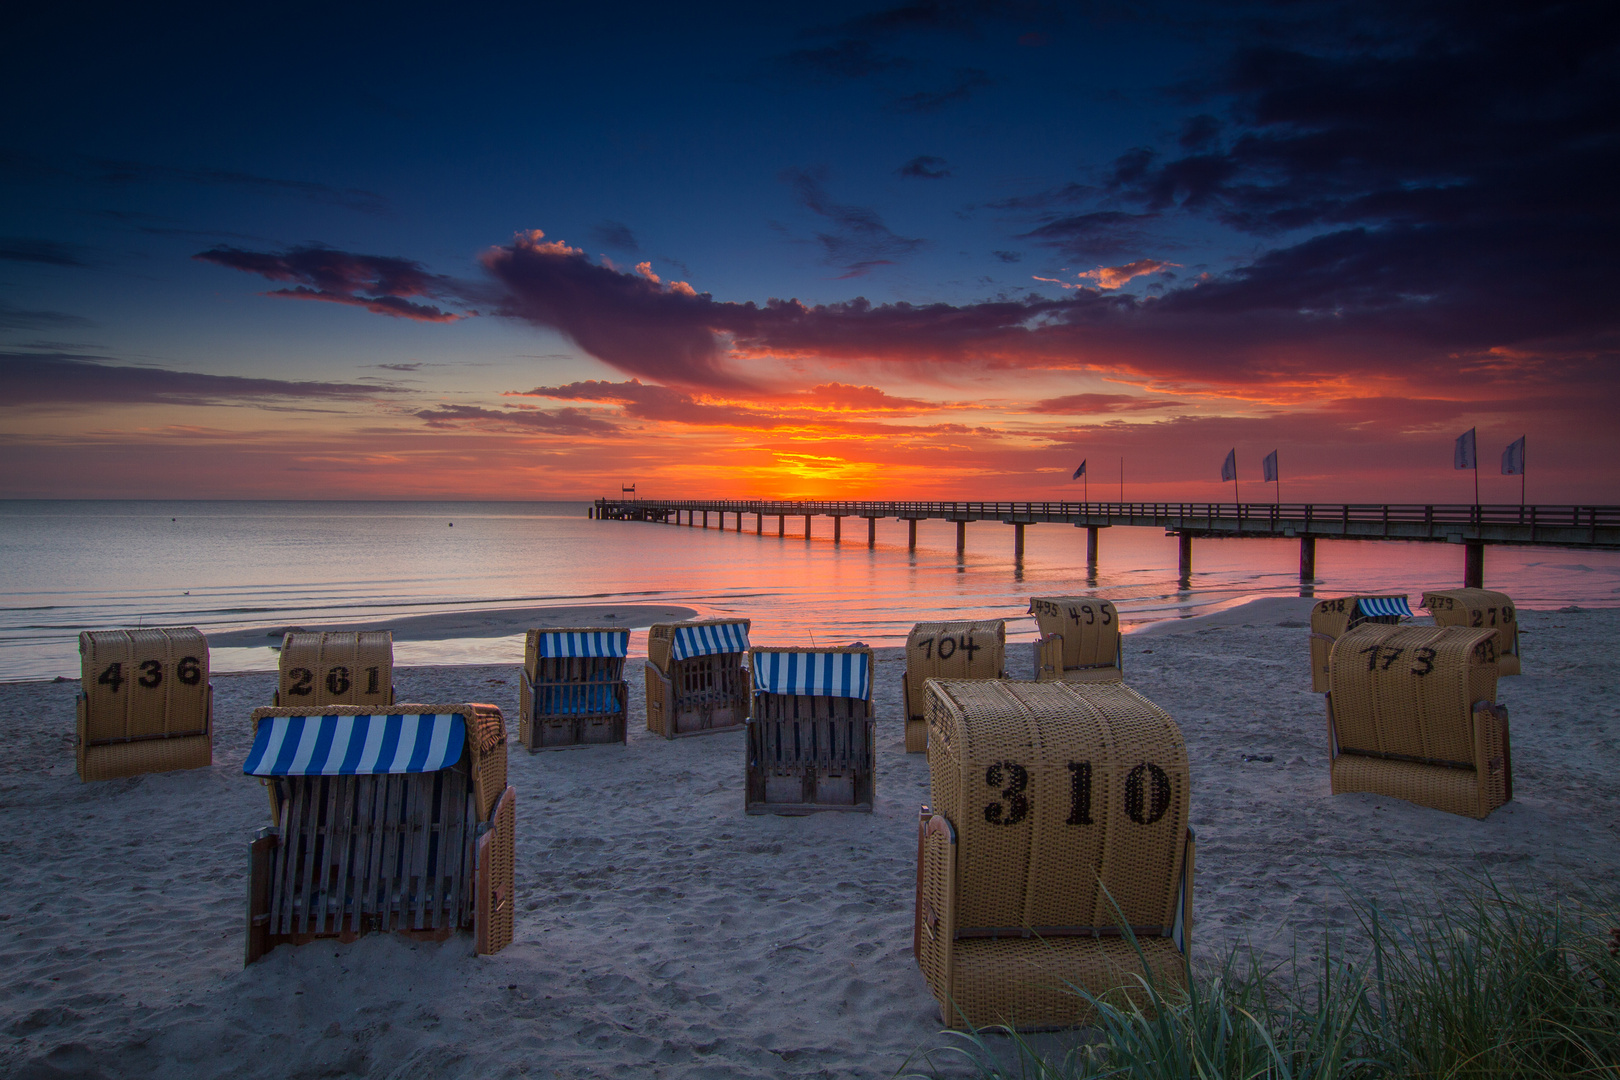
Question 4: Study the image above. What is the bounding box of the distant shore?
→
[204,602,701,647]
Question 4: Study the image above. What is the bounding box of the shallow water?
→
[3,499,1617,679]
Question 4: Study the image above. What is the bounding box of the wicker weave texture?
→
[1309,599,1355,693]
[477,786,516,955]
[905,622,1006,721]
[1029,598,1121,673]
[905,716,929,754]
[1327,625,1499,765]
[925,679,1188,935]
[277,631,393,708]
[78,627,210,742]
[518,666,627,750]
[645,618,752,674]
[1330,708,1510,819]
[644,654,749,739]
[1422,589,1521,675]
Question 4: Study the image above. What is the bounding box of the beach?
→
[1,599,1617,1079]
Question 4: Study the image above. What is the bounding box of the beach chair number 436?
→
[96,657,202,692]
[283,665,383,696]
[983,760,1170,827]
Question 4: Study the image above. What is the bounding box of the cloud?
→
[784,168,926,273]
[1018,210,1161,260]
[895,67,992,112]
[194,245,470,322]
[898,155,951,179]
[786,38,909,79]
[1034,258,1181,291]
[0,301,90,331]
[1029,393,1184,414]
[992,250,1022,263]
[0,236,92,267]
[589,221,640,253]
[0,350,394,407]
[412,404,619,435]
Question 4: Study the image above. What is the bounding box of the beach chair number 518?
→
[97,657,201,692]
[984,760,1170,826]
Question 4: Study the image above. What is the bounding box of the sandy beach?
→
[1,599,1616,1079]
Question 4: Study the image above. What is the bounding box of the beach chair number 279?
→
[984,760,1170,827]
[97,657,202,692]
[284,665,383,696]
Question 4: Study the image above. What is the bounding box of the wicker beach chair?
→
[903,621,1006,754]
[1029,597,1122,683]
[519,628,629,750]
[1309,596,1411,692]
[243,702,514,963]
[76,628,212,782]
[746,645,875,813]
[1326,623,1511,819]
[645,619,751,738]
[916,679,1193,1030]
[275,631,395,708]
[1421,589,1521,675]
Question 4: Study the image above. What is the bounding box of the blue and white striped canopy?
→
[244,713,466,776]
[669,621,751,662]
[752,650,871,699]
[1356,596,1413,618]
[533,630,629,658]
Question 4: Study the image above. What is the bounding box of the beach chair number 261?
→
[284,665,383,696]
[984,760,1170,827]
[97,657,202,692]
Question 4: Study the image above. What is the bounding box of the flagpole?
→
[1119,458,1123,505]
[1521,437,1526,507]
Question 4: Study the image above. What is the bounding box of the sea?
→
[4,499,1618,681]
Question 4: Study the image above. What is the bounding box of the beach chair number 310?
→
[983,760,1171,826]
[96,656,202,691]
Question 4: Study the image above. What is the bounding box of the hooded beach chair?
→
[1309,595,1411,692]
[243,702,514,963]
[915,679,1193,1030]
[645,619,751,738]
[1029,597,1122,683]
[275,630,394,708]
[903,621,1006,753]
[1326,623,1511,819]
[746,645,874,813]
[518,628,628,749]
[76,627,212,782]
[1421,589,1521,675]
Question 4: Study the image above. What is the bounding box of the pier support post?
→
[1013,522,1025,558]
[833,516,842,542]
[778,515,785,537]
[1086,526,1099,569]
[804,514,813,540]
[867,517,876,547]
[908,520,917,550]
[588,507,594,519]
[736,512,742,532]
[956,521,966,556]
[1300,536,1316,582]
[1178,533,1193,583]
[1465,542,1484,588]
[756,513,763,535]
[702,511,708,529]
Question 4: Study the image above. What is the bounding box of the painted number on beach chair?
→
[176,656,202,685]
[983,761,1029,825]
[98,663,125,693]
[1124,763,1171,825]
[365,666,380,695]
[1065,603,1114,626]
[916,635,982,661]
[96,656,201,693]
[326,666,351,695]
[286,667,313,696]
[1067,761,1093,824]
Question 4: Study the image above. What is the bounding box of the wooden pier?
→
[590,499,1620,588]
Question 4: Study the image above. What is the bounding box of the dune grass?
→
[905,882,1620,1079]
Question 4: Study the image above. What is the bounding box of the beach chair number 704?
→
[913,635,981,660]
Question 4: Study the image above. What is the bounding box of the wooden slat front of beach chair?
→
[1309,596,1410,692]
[243,702,513,964]
[1326,624,1510,819]
[275,631,394,708]
[916,679,1192,1031]
[746,646,875,813]
[645,619,751,738]
[1422,589,1521,675]
[518,628,629,750]
[76,627,212,782]
[1028,597,1122,684]
[903,621,1006,753]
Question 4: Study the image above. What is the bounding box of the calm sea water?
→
[4,500,1618,681]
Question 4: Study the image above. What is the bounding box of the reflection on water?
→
[3,499,1618,679]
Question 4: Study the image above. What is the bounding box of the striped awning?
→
[533,630,629,658]
[244,713,466,776]
[1356,596,1413,618]
[752,651,871,699]
[669,621,751,662]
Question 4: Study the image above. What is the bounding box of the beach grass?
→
[907,882,1620,1079]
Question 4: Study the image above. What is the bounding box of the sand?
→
[2,602,1617,1078]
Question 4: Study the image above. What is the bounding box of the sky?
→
[2,0,1616,502]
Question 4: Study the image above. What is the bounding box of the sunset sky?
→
[3,1,1615,502]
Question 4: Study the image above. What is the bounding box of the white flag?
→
[1072,459,1086,480]
[1220,448,1236,482]
[1454,427,1477,470]
[1501,436,1525,476]
[1262,449,1278,483]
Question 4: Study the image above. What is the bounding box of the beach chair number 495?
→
[96,657,202,692]
[984,760,1170,827]
[1031,600,1115,625]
